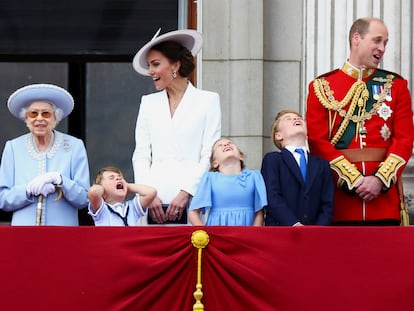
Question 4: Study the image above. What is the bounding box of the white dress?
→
[132,82,221,225]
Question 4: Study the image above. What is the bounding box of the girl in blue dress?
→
[189,138,267,226]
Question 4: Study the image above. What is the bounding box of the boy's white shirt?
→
[88,195,147,226]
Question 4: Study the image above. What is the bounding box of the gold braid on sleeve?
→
[375,154,406,188]
[330,156,363,190]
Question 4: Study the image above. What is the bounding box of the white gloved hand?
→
[27,172,62,196]
[39,183,56,197]
[43,172,62,185]
[27,178,44,196]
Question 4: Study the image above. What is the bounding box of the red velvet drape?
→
[1,226,413,311]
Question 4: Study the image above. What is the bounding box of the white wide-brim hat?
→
[7,83,74,120]
[132,29,203,76]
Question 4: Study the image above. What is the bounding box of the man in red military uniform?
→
[306,17,414,225]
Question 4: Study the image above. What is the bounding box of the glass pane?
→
[0,1,179,57]
[86,63,154,183]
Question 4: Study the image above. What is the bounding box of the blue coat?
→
[0,131,90,225]
[261,148,333,226]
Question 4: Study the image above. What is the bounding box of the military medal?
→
[385,88,392,101]
[372,85,381,100]
[377,102,393,121]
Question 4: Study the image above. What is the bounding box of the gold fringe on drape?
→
[398,179,410,226]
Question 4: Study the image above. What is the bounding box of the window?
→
[0,1,198,225]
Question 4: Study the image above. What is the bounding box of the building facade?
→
[0,0,413,222]
[200,0,414,215]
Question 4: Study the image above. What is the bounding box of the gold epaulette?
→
[375,153,406,188]
[376,68,403,80]
[330,156,363,189]
[315,68,340,79]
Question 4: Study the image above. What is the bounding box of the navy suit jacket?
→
[261,148,334,226]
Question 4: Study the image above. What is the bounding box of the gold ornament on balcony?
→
[191,230,210,311]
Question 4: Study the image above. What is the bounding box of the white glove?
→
[43,172,62,185]
[27,179,43,196]
[27,172,62,196]
[39,183,56,197]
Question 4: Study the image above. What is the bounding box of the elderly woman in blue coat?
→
[0,84,90,225]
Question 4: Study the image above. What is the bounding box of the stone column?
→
[201,0,264,169]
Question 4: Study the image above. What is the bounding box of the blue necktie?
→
[295,148,307,181]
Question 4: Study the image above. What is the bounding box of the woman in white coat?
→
[132,29,221,225]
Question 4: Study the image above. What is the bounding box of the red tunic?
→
[306,63,414,222]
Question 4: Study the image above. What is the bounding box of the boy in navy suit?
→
[261,110,334,226]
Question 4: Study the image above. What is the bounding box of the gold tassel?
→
[398,179,410,226]
[191,230,210,310]
[400,202,410,226]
